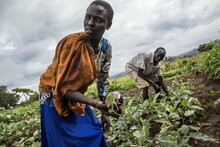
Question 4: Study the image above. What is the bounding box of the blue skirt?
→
[40,98,107,147]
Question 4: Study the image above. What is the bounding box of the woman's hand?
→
[93,100,111,132]
[101,114,111,132]
[65,90,110,112]
[93,99,110,111]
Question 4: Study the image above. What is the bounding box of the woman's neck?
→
[89,38,101,54]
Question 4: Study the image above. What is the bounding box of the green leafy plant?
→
[0,102,40,146]
[163,69,183,78]
[201,44,220,79]
[214,98,220,107]
[105,80,218,146]
[105,93,116,113]
[109,76,136,91]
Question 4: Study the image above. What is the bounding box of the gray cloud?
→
[0,0,220,91]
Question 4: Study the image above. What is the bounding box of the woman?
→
[39,1,114,146]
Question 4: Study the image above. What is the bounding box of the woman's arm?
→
[64,90,110,110]
[65,90,111,131]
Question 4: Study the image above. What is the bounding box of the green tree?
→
[197,40,220,53]
[12,88,35,101]
[197,43,213,52]
[29,91,39,102]
[0,85,19,109]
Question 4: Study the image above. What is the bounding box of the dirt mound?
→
[179,74,220,147]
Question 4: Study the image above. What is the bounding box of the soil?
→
[121,73,220,147]
[180,74,220,147]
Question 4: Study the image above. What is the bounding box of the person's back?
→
[125,47,169,100]
[126,52,162,76]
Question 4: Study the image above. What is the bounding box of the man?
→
[125,47,168,100]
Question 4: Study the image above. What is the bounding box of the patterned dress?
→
[39,33,112,147]
[94,38,112,98]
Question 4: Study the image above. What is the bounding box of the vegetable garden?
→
[0,41,220,147]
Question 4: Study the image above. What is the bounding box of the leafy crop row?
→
[1,40,219,146]
[0,102,40,147]
[201,43,220,79]
[162,41,220,79]
[105,80,218,146]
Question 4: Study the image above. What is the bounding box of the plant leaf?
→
[190,105,203,111]
[179,125,189,135]
[133,130,141,138]
[189,132,218,143]
[184,110,195,117]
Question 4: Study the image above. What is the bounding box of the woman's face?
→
[84,4,108,40]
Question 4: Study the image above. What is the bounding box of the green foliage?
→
[109,76,136,91]
[214,98,220,107]
[17,92,39,107]
[197,40,220,53]
[0,86,39,109]
[0,102,40,146]
[85,84,98,98]
[189,132,218,142]
[12,88,35,101]
[29,92,39,102]
[0,85,19,109]
[2,39,220,146]
[85,76,137,98]
[105,93,116,113]
[162,57,181,73]
[162,41,220,80]
[0,80,218,146]
[105,80,218,146]
[197,43,213,53]
[163,69,183,78]
[201,44,220,79]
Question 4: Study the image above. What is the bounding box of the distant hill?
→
[110,71,127,79]
[178,49,198,57]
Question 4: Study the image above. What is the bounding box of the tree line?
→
[0,85,39,109]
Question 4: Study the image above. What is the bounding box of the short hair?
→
[155,47,166,53]
[88,0,114,25]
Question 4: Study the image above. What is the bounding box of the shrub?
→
[108,76,136,91]
[0,101,40,146]
[201,44,220,79]
[163,68,183,78]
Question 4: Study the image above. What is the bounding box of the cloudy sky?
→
[0,0,220,91]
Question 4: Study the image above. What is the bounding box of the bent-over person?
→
[125,47,168,100]
[38,0,114,146]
